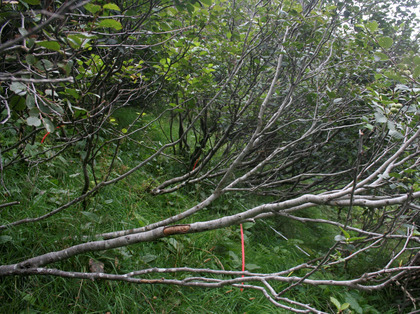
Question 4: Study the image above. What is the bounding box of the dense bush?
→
[1,0,420,312]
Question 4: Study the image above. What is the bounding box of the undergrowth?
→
[0,108,409,313]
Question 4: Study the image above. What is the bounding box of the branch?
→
[0,76,74,83]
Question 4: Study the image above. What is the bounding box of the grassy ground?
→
[0,107,408,313]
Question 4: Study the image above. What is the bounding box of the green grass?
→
[0,108,410,313]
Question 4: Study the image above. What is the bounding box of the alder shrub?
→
[0,0,419,312]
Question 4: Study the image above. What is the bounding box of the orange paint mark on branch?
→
[163,224,191,236]
[192,157,200,170]
[40,125,63,144]
[40,132,50,144]
[240,223,245,292]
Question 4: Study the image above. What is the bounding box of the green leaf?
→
[81,211,100,221]
[27,116,41,127]
[228,251,240,263]
[121,128,128,134]
[330,297,341,310]
[242,222,254,229]
[345,293,363,314]
[36,59,54,70]
[26,38,35,49]
[366,20,378,32]
[167,238,180,250]
[142,254,157,263]
[186,3,195,14]
[374,112,387,123]
[26,95,35,109]
[65,60,74,76]
[245,263,261,270]
[413,65,420,78]
[340,303,350,310]
[65,88,79,99]
[103,3,121,11]
[10,82,27,96]
[97,19,123,30]
[43,118,55,133]
[26,54,37,65]
[334,234,346,241]
[67,34,83,48]
[339,227,350,239]
[201,0,212,5]
[374,73,382,80]
[11,96,26,110]
[384,70,405,82]
[389,130,404,139]
[18,28,28,36]
[374,52,389,61]
[21,0,40,4]
[347,236,367,242]
[364,123,374,130]
[389,172,401,179]
[378,36,393,49]
[84,3,101,14]
[74,108,87,119]
[0,235,13,244]
[29,108,39,117]
[37,41,61,52]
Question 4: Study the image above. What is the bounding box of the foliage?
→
[1,0,420,312]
